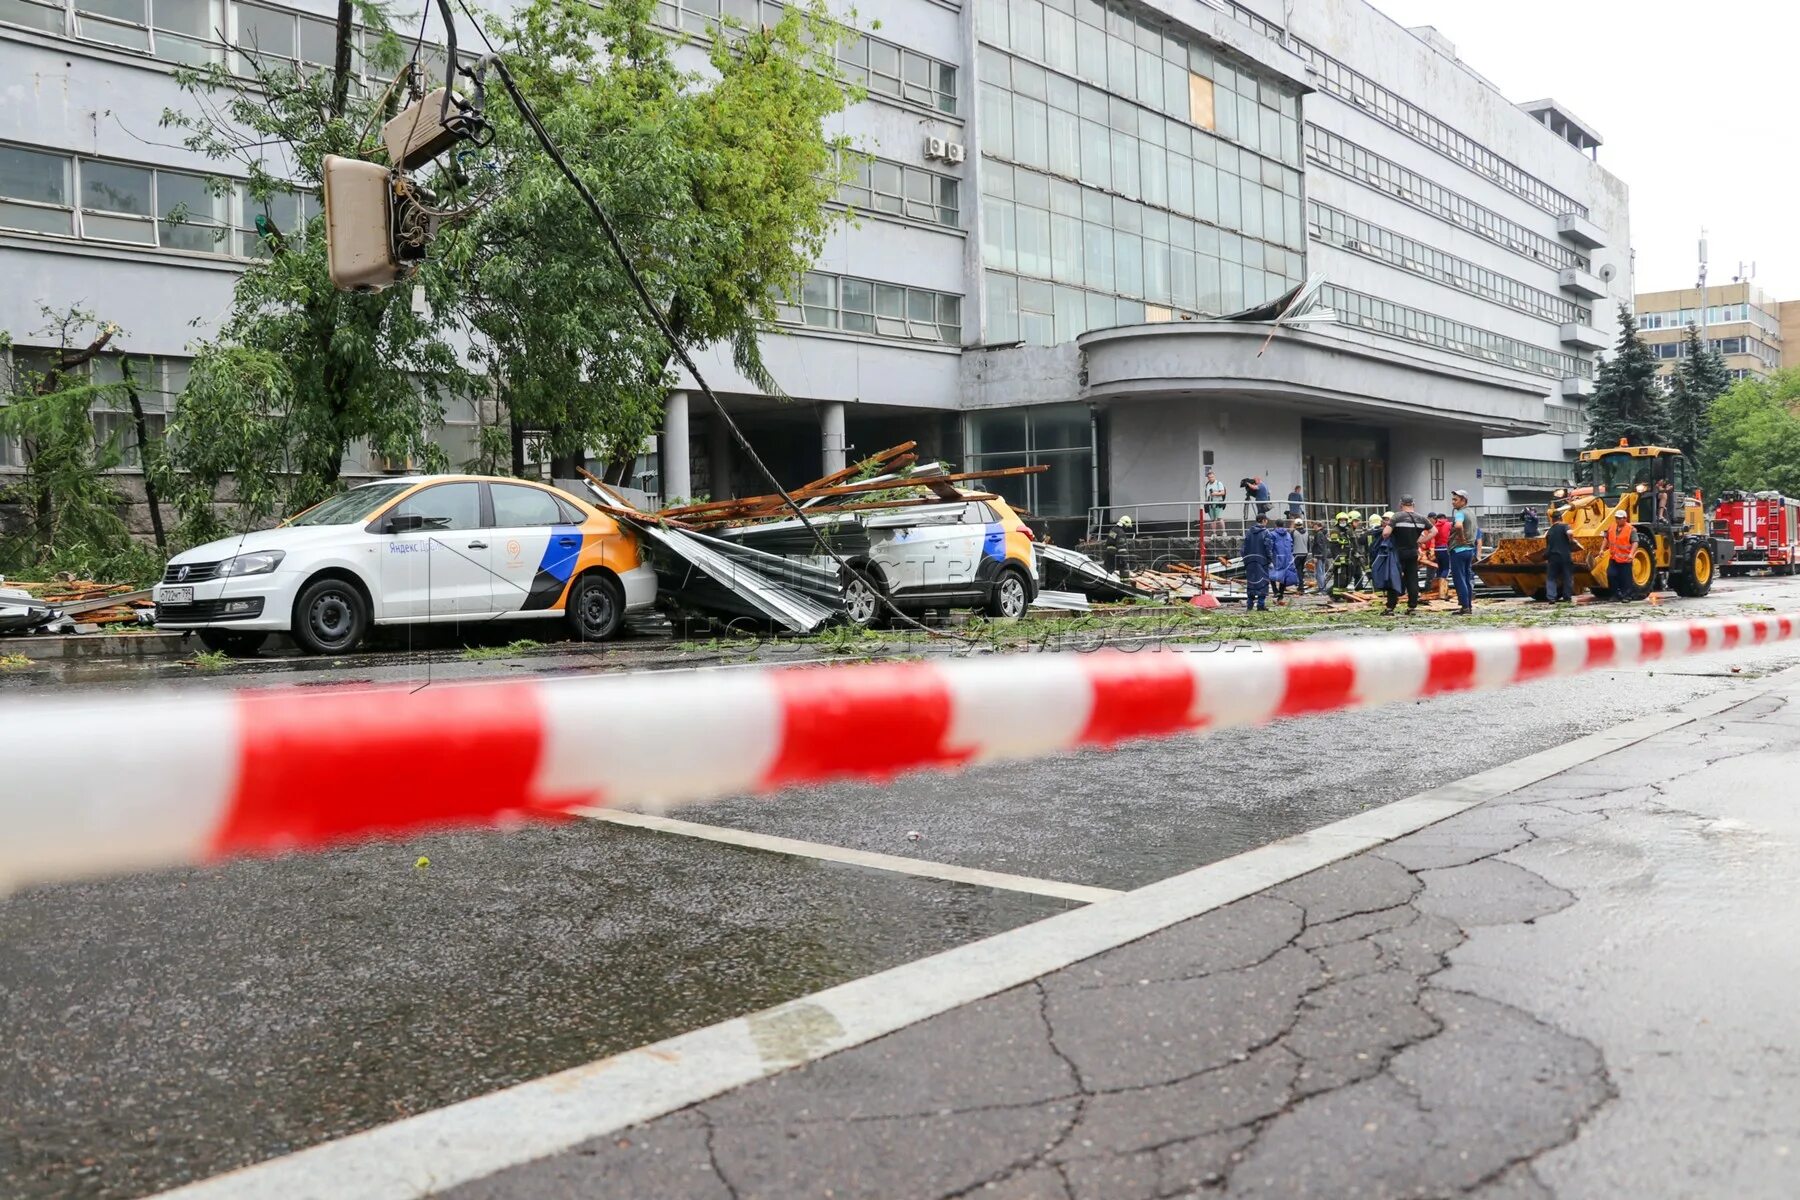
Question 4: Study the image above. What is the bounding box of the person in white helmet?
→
[1101,514,1134,574]
[1605,508,1637,601]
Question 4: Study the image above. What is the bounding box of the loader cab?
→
[1572,446,1695,531]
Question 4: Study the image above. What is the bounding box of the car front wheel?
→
[292,578,369,655]
[986,569,1030,619]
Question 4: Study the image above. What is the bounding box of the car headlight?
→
[217,550,286,577]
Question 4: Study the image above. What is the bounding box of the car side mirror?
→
[386,513,427,533]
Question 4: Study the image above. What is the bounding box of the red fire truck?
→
[1714,491,1800,575]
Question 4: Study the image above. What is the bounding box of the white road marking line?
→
[579,808,1123,905]
[148,672,1796,1200]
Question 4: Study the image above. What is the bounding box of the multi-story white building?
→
[1,0,1630,542]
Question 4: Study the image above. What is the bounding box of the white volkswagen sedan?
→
[153,475,658,655]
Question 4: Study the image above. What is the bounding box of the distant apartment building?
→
[2,0,1632,541]
[1634,281,1795,385]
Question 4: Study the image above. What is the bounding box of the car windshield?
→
[286,481,417,527]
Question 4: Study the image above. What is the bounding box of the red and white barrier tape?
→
[3,613,1793,891]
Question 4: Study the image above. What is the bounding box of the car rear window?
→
[492,483,566,527]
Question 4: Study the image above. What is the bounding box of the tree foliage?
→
[1665,323,1730,465]
[1585,304,1669,450]
[1700,370,1800,497]
[444,0,859,476]
[0,308,161,583]
[156,0,466,539]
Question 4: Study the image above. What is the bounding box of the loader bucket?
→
[1474,536,1605,597]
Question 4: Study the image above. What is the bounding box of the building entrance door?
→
[1302,420,1389,509]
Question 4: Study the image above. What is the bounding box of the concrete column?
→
[821,401,847,476]
[709,414,734,501]
[661,391,691,504]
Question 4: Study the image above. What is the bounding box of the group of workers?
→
[1106,478,1655,611]
[1240,490,1479,615]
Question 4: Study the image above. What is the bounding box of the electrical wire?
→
[443,0,980,644]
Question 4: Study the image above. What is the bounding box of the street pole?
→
[1698,231,1709,346]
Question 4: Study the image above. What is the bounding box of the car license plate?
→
[162,586,193,605]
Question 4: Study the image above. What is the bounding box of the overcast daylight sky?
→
[1369,0,1795,300]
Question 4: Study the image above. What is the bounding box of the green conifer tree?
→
[1585,304,1670,449]
[1665,322,1730,463]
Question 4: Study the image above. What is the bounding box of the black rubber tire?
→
[565,572,625,641]
[986,568,1030,619]
[291,577,369,655]
[198,629,269,657]
[1672,545,1714,597]
[1630,534,1657,597]
[841,566,886,629]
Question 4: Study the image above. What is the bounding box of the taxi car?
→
[152,475,657,655]
[721,492,1038,627]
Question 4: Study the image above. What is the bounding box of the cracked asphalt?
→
[444,676,1800,1200]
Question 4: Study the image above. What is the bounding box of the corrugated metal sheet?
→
[641,525,838,634]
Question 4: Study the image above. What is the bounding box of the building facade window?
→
[653,1,959,114]
[0,143,316,257]
[1482,455,1571,488]
[1638,303,1782,339]
[977,7,1303,344]
[1429,456,1444,502]
[431,393,482,471]
[0,348,185,470]
[1218,0,1587,220]
[2,0,464,82]
[776,271,962,345]
[1541,404,1586,434]
[965,401,1091,517]
[838,155,960,229]
[1321,285,1592,381]
[1649,333,1780,368]
[1308,201,1589,327]
[1304,126,1588,273]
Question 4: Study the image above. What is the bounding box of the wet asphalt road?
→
[1,825,1067,1199]
[4,577,1799,1199]
[691,660,1771,891]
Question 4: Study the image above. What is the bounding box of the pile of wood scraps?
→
[0,576,154,634]
[655,443,1046,528]
[1124,562,1243,601]
[1324,590,1460,611]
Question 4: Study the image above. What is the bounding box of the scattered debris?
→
[1035,543,1140,601]
[0,585,58,634]
[639,523,838,634]
[1030,589,1091,612]
[577,447,1049,633]
[0,578,154,635]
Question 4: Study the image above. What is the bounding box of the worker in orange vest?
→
[1605,509,1638,602]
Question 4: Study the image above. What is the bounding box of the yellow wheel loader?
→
[1475,443,1734,600]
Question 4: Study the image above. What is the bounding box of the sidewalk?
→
[441,676,1800,1199]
